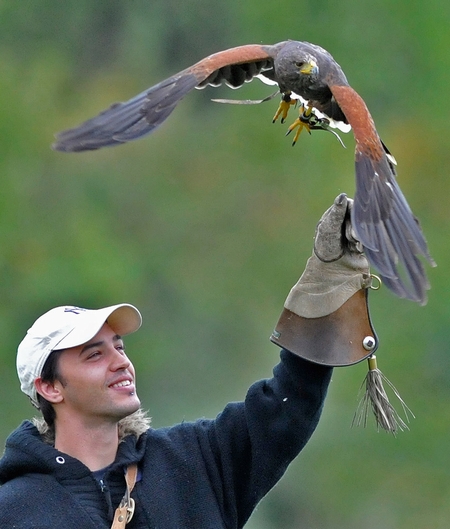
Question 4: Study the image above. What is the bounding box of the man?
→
[0,195,376,528]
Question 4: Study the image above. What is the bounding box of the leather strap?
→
[111,464,138,529]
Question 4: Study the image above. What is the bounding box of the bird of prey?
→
[52,40,435,304]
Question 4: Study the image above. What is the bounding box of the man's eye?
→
[87,351,101,359]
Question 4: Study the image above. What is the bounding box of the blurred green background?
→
[0,1,449,527]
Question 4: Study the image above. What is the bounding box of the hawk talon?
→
[286,118,312,145]
[286,104,315,145]
[272,96,297,124]
[287,104,346,148]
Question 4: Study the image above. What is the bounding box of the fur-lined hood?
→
[32,408,151,445]
[0,413,150,486]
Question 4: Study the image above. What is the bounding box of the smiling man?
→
[32,309,143,472]
[0,195,377,529]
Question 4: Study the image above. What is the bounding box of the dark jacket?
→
[0,350,332,528]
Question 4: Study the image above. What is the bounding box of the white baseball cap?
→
[17,304,142,407]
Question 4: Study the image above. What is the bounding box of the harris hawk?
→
[52,40,435,304]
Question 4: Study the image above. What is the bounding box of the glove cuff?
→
[284,253,372,318]
[270,289,378,366]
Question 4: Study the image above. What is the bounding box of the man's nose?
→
[109,347,131,371]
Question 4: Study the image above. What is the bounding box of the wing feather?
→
[331,84,434,303]
[53,45,276,152]
[352,152,434,304]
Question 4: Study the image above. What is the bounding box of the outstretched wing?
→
[330,85,435,304]
[52,44,276,152]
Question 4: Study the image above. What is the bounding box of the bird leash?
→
[111,464,138,529]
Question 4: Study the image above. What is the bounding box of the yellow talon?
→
[286,118,311,145]
[272,96,297,124]
[286,104,313,145]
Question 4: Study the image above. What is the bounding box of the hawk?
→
[52,40,435,304]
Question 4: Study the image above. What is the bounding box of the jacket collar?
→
[0,410,150,485]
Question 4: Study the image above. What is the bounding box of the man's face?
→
[54,323,141,425]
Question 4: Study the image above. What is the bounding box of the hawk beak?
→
[300,60,318,75]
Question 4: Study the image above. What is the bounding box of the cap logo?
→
[64,307,87,315]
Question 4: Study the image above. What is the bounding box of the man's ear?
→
[34,378,64,404]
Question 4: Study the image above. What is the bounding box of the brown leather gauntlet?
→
[271,288,378,366]
[270,194,378,366]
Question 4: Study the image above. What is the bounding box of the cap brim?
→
[55,303,142,351]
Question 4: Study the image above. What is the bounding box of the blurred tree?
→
[0,1,449,528]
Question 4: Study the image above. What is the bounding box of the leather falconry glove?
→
[271,192,377,366]
[271,193,414,434]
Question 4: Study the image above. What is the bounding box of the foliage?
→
[1,1,449,527]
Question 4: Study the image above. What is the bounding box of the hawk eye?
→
[295,61,304,68]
